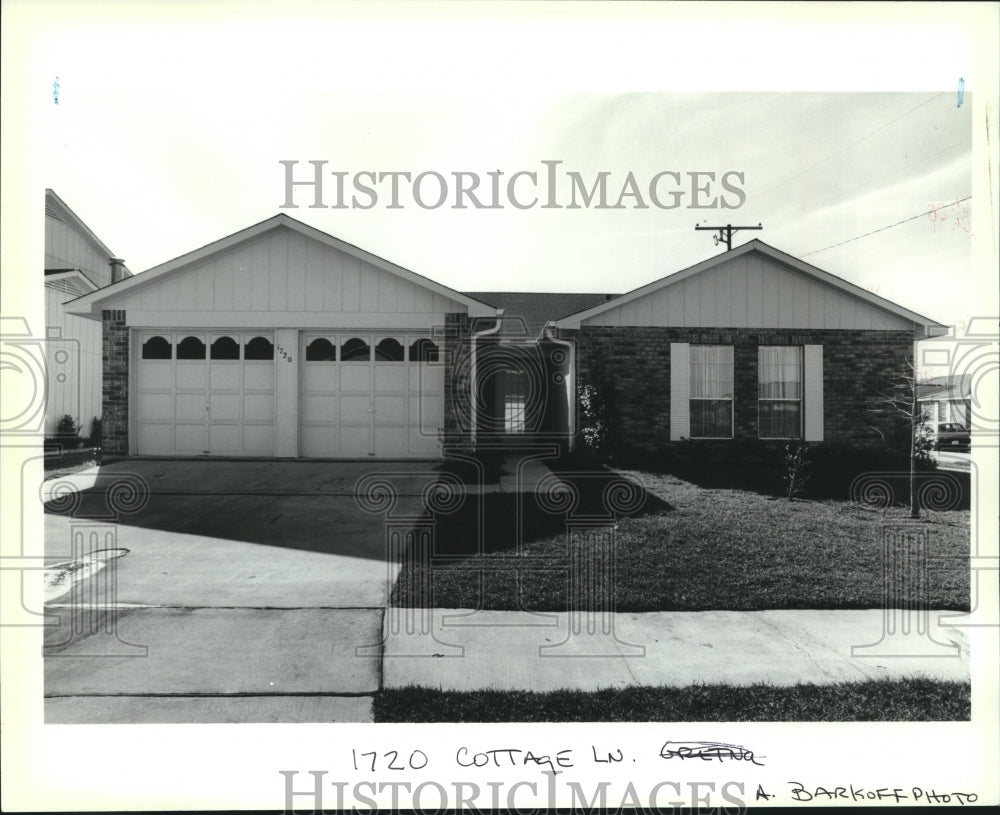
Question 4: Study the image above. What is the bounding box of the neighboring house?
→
[44,190,131,437]
[917,375,972,428]
[64,214,946,459]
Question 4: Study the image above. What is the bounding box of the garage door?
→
[299,332,443,458]
[136,331,275,456]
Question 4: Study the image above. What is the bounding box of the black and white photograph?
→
[2,1,998,811]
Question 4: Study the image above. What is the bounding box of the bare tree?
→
[868,355,934,519]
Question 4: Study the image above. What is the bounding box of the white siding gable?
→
[583,253,913,330]
[109,227,469,328]
[45,208,115,288]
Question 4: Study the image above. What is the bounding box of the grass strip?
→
[374,678,971,722]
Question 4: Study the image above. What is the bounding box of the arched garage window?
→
[244,336,274,360]
[375,338,404,362]
[176,336,206,360]
[409,338,439,362]
[305,337,336,361]
[141,335,172,360]
[340,337,370,362]
[210,336,240,360]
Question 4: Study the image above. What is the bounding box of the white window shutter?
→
[670,342,690,440]
[803,344,824,441]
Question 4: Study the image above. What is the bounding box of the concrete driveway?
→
[43,459,440,723]
[934,449,971,472]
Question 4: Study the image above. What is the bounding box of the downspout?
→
[470,309,504,450]
[544,323,575,453]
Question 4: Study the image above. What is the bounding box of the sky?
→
[44,88,974,326]
[8,2,988,356]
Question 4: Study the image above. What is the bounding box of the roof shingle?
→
[463,291,618,337]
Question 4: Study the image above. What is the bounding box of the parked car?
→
[934,422,970,451]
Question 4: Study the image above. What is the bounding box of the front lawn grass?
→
[393,470,970,611]
[374,678,970,722]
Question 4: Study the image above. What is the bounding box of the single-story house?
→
[65,213,946,459]
[44,189,131,437]
[917,375,972,428]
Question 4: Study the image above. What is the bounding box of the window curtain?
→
[690,346,733,437]
[758,346,801,399]
[759,346,802,438]
[691,346,734,398]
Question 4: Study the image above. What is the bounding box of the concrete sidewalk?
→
[498,455,562,494]
[43,459,426,725]
[382,608,970,692]
[45,608,381,723]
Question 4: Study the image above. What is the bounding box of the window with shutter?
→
[690,345,734,438]
[758,346,803,439]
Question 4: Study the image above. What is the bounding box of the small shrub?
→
[577,383,610,457]
[88,417,102,446]
[913,413,937,467]
[55,414,81,438]
[783,442,811,500]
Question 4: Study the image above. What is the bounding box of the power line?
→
[801,196,972,257]
[756,138,969,233]
[757,93,946,198]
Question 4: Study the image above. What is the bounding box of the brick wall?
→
[568,325,916,456]
[101,310,129,456]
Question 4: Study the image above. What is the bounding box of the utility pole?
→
[695,223,763,251]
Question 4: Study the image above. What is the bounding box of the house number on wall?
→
[276,345,294,363]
